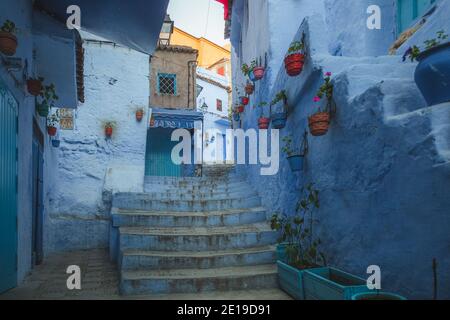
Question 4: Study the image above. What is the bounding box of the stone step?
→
[144,176,244,186]
[118,222,277,251]
[136,189,256,201]
[120,245,276,270]
[144,184,251,195]
[113,194,261,211]
[112,207,267,228]
[144,180,250,191]
[120,264,277,295]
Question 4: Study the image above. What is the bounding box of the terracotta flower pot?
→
[27,79,42,96]
[284,53,305,76]
[258,117,270,129]
[240,96,249,106]
[253,67,265,80]
[245,83,254,95]
[0,31,18,56]
[308,112,330,136]
[136,110,144,122]
[237,105,245,113]
[47,126,57,137]
[105,126,113,137]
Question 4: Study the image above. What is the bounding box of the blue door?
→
[0,81,18,293]
[397,0,437,34]
[145,128,182,177]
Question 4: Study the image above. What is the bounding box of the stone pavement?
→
[0,249,291,300]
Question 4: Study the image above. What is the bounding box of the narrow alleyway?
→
[0,249,290,300]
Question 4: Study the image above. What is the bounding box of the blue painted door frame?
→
[0,81,18,293]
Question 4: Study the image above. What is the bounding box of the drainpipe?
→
[187,60,197,109]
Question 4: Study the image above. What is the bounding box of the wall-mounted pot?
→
[240,96,249,106]
[36,102,49,117]
[287,154,304,172]
[136,109,144,122]
[258,117,270,129]
[27,79,43,96]
[236,105,245,113]
[253,67,265,81]
[308,112,330,136]
[47,126,57,137]
[245,82,254,95]
[0,31,17,56]
[415,42,450,106]
[233,112,240,121]
[284,53,305,77]
[51,139,60,148]
[271,112,287,129]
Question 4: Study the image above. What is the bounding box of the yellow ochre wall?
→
[171,27,230,68]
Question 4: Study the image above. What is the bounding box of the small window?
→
[216,99,223,111]
[157,73,177,95]
[217,67,225,76]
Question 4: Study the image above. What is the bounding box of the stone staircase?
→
[109,170,278,296]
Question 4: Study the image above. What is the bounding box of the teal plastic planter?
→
[249,70,257,82]
[351,292,407,300]
[277,261,308,300]
[303,267,370,300]
[287,155,304,172]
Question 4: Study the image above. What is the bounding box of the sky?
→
[167,0,230,46]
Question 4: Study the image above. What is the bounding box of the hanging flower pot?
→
[27,78,43,96]
[233,112,240,121]
[285,41,306,77]
[248,70,257,82]
[240,96,249,106]
[271,112,287,129]
[136,109,144,122]
[245,82,254,95]
[36,102,49,117]
[51,139,60,148]
[236,105,245,113]
[287,155,304,172]
[47,126,57,137]
[253,66,265,80]
[0,20,18,56]
[308,112,330,136]
[258,117,270,129]
[105,124,113,138]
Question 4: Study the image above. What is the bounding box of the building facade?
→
[227,0,450,299]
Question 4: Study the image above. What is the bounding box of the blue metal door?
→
[397,0,436,34]
[145,128,182,177]
[0,81,18,293]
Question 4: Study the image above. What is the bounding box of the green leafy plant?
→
[287,41,305,54]
[281,135,297,157]
[403,30,449,62]
[241,60,257,76]
[258,101,268,117]
[271,183,326,270]
[271,90,287,106]
[39,83,59,109]
[1,20,17,34]
[313,72,333,112]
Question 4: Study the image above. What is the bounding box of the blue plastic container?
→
[271,112,287,129]
[248,70,257,82]
[351,292,407,300]
[287,155,304,172]
[415,42,450,106]
[303,267,370,300]
[51,139,60,148]
[233,113,240,121]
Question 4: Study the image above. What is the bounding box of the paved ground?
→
[0,249,291,300]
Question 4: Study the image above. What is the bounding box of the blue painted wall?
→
[231,0,450,299]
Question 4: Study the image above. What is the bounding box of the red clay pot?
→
[47,126,57,137]
[27,79,42,96]
[253,67,265,80]
[285,53,305,76]
[105,126,113,137]
[0,32,18,56]
[245,83,254,95]
[136,110,144,122]
[237,105,245,113]
[241,96,249,106]
[308,112,330,136]
[258,117,270,129]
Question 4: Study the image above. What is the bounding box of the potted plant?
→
[271,183,326,300]
[46,110,59,137]
[351,291,407,300]
[309,72,333,136]
[285,40,306,77]
[37,83,58,118]
[51,138,61,148]
[135,108,144,122]
[252,58,265,81]
[270,90,288,129]
[104,122,115,138]
[240,95,249,106]
[257,102,270,129]
[281,133,307,172]
[27,77,44,96]
[241,61,256,81]
[0,20,18,56]
[232,110,240,122]
[403,30,450,106]
[245,81,254,95]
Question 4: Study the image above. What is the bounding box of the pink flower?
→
[325,72,332,77]
[313,96,321,102]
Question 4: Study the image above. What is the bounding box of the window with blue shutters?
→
[397,0,437,34]
[157,73,177,96]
